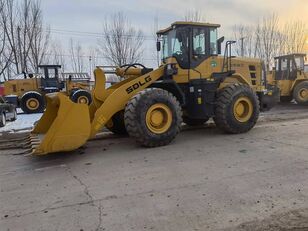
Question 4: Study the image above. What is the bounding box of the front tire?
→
[70,90,92,105]
[0,113,6,127]
[10,109,17,121]
[214,83,259,134]
[293,81,308,105]
[106,110,127,135]
[20,92,45,114]
[124,88,182,147]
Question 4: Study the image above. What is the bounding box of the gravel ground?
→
[1,103,308,231]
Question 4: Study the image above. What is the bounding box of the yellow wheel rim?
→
[233,96,253,123]
[298,88,308,101]
[146,103,172,134]
[26,98,39,110]
[77,96,89,104]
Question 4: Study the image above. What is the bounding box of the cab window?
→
[210,28,217,55]
[281,59,288,71]
[294,57,304,70]
[193,28,206,56]
[275,59,280,70]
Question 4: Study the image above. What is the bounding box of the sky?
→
[40,0,308,68]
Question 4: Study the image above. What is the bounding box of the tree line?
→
[233,13,307,70]
[0,1,306,82]
[0,0,145,81]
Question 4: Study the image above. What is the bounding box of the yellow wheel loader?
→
[3,65,92,114]
[267,53,308,105]
[27,21,279,155]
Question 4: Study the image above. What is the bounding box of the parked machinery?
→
[27,21,279,155]
[0,96,17,127]
[3,65,92,113]
[267,53,308,105]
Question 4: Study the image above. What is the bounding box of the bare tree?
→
[50,40,66,71]
[0,0,20,74]
[28,1,50,72]
[98,12,145,66]
[69,38,85,73]
[0,0,50,75]
[232,25,256,58]
[281,21,307,54]
[232,13,307,70]
[254,14,282,69]
[184,9,205,22]
[0,0,12,80]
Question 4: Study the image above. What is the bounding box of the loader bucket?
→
[30,93,91,155]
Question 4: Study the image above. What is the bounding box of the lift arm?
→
[89,66,165,138]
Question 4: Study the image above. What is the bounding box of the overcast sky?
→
[40,0,308,67]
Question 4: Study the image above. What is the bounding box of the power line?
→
[47,28,156,40]
[44,52,157,61]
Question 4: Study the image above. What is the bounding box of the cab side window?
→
[281,59,288,71]
[192,28,206,57]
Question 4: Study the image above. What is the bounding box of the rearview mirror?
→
[156,41,161,52]
[217,36,225,55]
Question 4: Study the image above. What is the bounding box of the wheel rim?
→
[26,98,39,110]
[298,88,308,101]
[146,103,172,134]
[77,96,89,104]
[233,96,253,123]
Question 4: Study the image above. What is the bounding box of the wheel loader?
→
[267,53,308,105]
[3,65,92,114]
[26,21,279,155]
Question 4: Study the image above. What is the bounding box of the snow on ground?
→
[0,109,42,133]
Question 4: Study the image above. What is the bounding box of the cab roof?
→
[274,53,306,59]
[157,21,221,35]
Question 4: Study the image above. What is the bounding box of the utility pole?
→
[89,56,92,76]
[240,37,244,57]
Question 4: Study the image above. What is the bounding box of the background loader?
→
[3,65,92,114]
[267,53,308,105]
[27,21,279,155]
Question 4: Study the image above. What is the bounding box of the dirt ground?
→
[1,103,308,231]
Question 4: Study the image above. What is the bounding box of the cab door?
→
[289,57,298,80]
[275,57,289,80]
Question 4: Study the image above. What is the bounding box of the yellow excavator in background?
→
[267,53,308,105]
[4,65,92,113]
[28,21,279,155]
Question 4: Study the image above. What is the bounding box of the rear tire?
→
[20,92,45,114]
[71,90,92,105]
[0,113,6,127]
[124,88,182,147]
[214,83,259,134]
[106,110,127,135]
[10,109,17,121]
[293,81,308,105]
[183,116,209,126]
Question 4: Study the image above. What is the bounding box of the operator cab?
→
[156,21,223,69]
[38,65,64,93]
[273,53,306,80]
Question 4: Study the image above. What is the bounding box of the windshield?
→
[159,26,218,69]
[161,28,189,61]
